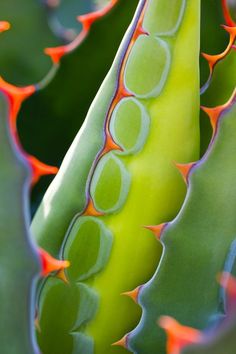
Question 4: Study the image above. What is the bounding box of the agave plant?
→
[0,0,235,354]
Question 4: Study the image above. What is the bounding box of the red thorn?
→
[0,77,35,101]
[202,26,236,71]
[201,106,221,134]
[115,83,133,103]
[112,334,128,348]
[122,286,141,303]
[45,21,88,64]
[78,0,118,31]
[44,46,66,64]
[133,24,148,41]
[201,52,215,72]
[38,248,70,277]
[221,1,236,27]
[218,272,236,306]
[0,21,10,32]
[27,155,58,186]
[45,0,118,64]
[144,224,165,240]
[102,134,123,156]
[0,77,35,137]
[83,198,104,217]
[159,316,202,354]
[0,78,57,185]
[201,88,236,135]
[174,162,195,184]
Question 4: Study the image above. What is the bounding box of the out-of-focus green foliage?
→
[42,0,93,40]
[0,0,60,84]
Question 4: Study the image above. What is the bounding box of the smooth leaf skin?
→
[0,0,60,85]
[182,277,236,354]
[0,92,40,353]
[128,96,236,354]
[37,277,98,354]
[33,0,200,353]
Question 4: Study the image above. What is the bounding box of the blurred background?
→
[0,0,235,215]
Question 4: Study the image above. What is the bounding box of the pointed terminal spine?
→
[158,316,202,354]
[45,0,118,64]
[38,248,70,277]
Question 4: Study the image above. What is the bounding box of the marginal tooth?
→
[116,84,134,102]
[27,155,58,186]
[46,0,118,63]
[0,77,35,109]
[83,198,104,217]
[44,46,65,64]
[56,269,69,284]
[158,316,202,354]
[133,24,149,41]
[38,248,70,277]
[201,52,215,71]
[0,21,10,32]
[144,224,165,239]
[0,77,35,132]
[112,334,128,348]
[202,26,236,69]
[102,134,123,155]
[45,28,88,64]
[174,162,195,184]
[0,77,35,100]
[78,0,118,31]
[201,26,236,93]
[201,89,236,135]
[201,106,222,135]
[34,315,41,333]
[122,286,142,303]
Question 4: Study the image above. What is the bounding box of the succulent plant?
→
[0,0,235,353]
[31,1,200,353]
